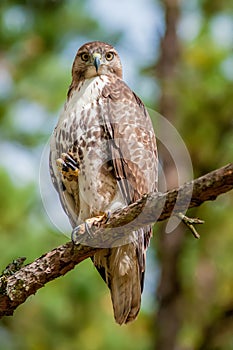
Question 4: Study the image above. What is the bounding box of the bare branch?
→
[176,213,204,239]
[72,163,233,244]
[0,163,232,318]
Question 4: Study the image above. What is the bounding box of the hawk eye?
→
[80,53,90,62]
[105,52,115,61]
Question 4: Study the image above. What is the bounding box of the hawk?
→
[50,41,157,324]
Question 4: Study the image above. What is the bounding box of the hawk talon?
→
[84,221,95,239]
[71,225,81,244]
[71,221,97,245]
[105,211,111,223]
[71,216,104,245]
[61,153,79,169]
[82,212,110,240]
[56,152,79,180]
[56,158,68,172]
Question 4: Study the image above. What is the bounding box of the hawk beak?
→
[93,53,101,72]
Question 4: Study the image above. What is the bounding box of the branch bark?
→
[0,163,233,318]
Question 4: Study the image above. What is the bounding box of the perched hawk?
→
[50,41,157,324]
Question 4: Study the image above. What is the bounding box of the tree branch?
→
[0,163,233,318]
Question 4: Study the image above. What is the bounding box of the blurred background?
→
[0,0,233,349]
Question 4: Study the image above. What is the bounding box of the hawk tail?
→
[110,255,142,325]
[93,242,145,325]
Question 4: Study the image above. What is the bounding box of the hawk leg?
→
[56,152,79,181]
[72,212,111,244]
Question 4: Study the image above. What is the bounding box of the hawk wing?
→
[101,78,157,207]
[92,78,158,323]
[96,78,158,287]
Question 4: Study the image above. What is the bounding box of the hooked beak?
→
[93,53,101,72]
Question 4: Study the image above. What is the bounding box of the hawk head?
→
[71,41,123,83]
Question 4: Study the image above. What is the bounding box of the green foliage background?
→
[0,1,232,349]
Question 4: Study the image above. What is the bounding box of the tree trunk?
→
[155,1,184,349]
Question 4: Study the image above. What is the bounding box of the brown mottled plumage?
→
[50,41,158,324]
